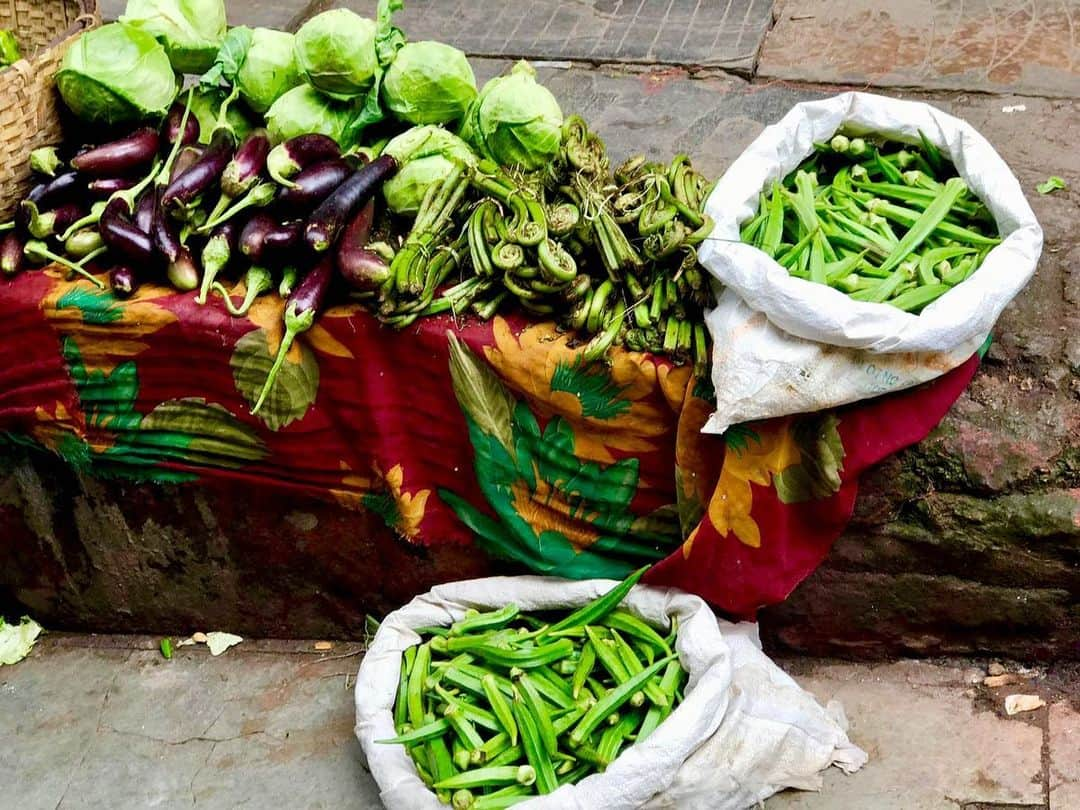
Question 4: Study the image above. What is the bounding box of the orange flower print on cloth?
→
[360,462,432,541]
[483,317,676,466]
[681,414,847,556]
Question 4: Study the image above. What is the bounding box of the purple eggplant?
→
[88,177,137,198]
[277,159,352,214]
[305,156,397,254]
[267,134,341,187]
[170,145,205,184]
[133,190,157,234]
[28,172,82,214]
[251,254,335,414]
[71,129,160,177]
[161,128,235,212]
[99,199,154,264]
[111,264,138,298]
[65,229,105,260]
[263,220,303,255]
[197,220,239,304]
[1,231,23,276]
[167,247,200,291]
[239,212,276,262]
[165,102,200,148]
[222,130,269,199]
[22,201,83,239]
[336,199,388,291]
[151,188,183,263]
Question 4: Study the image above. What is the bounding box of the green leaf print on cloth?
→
[441,334,675,580]
[231,327,319,431]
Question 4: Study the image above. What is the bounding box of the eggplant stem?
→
[157,88,195,187]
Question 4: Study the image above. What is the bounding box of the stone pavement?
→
[3,636,1079,809]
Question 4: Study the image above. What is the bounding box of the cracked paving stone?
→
[766,661,1045,808]
[1050,701,1080,810]
[3,642,380,810]
[758,0,1080,98]
[303,0,775,70]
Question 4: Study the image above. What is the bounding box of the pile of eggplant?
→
[0,97,399,411]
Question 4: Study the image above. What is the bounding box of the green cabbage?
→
[293,9,378,100]
[265,85,360,147]
[460,60,562,171]
[56,23,178,125]
[235,28,302,114]
[382,41,477,125]
[120,0,227,74]
[382,125,477,215]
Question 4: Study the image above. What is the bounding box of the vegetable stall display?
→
[378,568,688,806]
[0,0,724,413]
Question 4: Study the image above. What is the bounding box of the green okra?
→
[473,784,532,810]
[552,704,589,737]
[869,198,1000,247]
[529,666,575,709]
[513,694,559,794]
[875,177,969,274]
[408,643,432,727]
[434,764,537,790]
[636,658,685,741]
[542,567,647,638]
[444,704,486,751]
[585,628,630,683]
[609,629,669,708]
[487,743,525,768]
[571,639,596,699]
[449,604,521,636]
[598,711,641,766]
[513,670,558,755]
[570,654,675,747]
[483,673,518,746]
[760,181,785,258]
[889,282,951,313]
[376,717,452,745]
[476,732,511,762]
[395,646,416,732]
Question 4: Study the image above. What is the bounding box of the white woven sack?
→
[355,576,865,809]
[697,91,1042,432]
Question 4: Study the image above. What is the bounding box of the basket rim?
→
[10,0,99,65]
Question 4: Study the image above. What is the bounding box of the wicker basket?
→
[0,1,99,221]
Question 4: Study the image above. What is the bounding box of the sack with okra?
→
[696,91,1042,433]
[354,574,865,809]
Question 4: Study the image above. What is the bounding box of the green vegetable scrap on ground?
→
[740,131,1003,313]
[0,616,43,666]
[1036,175,1067,194]
[379,568,687,806]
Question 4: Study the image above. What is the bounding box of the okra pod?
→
[543,568,648,640]
[482,674,518,746]
[570,654,675,746]
[434,765,536,790]
[512,695,558,794]
[450,604,521,637]
[376,717,451,745]
[513,671,558,754]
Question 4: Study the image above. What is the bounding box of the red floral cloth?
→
[0,267,978,617]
